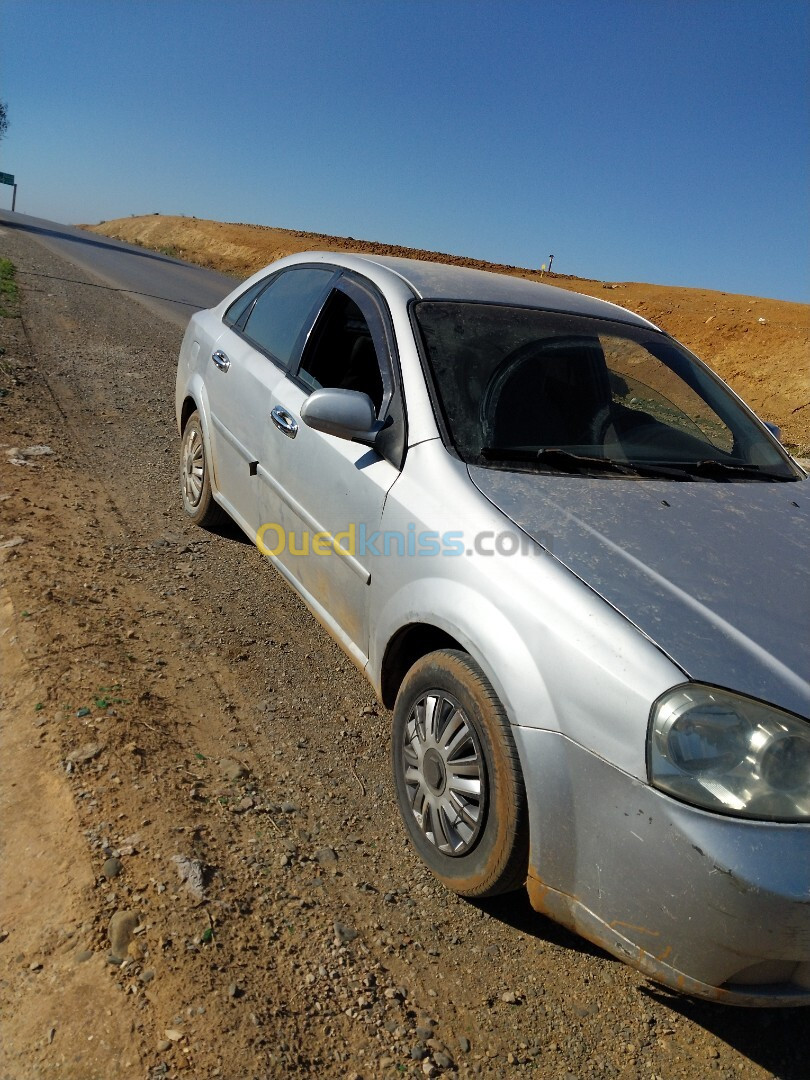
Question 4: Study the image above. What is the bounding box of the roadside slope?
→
[85,214,810,453]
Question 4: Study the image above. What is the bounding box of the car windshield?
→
[413,301,800,481]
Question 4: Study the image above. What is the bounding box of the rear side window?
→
[242,267,334,368]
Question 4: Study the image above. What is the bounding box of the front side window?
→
[413,302,800,481]
[241,267,334,368]
[298,289,385,412]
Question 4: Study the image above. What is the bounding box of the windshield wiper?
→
[480,448,798,482]
[681,459,796,482]
[480,447,693,480]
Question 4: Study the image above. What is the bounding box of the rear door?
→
[203,266,336,534]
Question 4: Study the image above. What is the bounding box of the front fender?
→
[368,540,684,779]
[369,576,558,732]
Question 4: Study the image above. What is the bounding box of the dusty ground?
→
[85,215,810,454]
[0,225,807,1080]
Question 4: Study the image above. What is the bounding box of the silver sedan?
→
[175,252,810,1005]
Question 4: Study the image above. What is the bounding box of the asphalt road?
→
[0,208,237,327]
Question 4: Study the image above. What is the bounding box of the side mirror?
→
[763,421,782,442]
[300,387,381,446]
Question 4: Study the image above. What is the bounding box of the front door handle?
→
[211,349,231,372]
[271,405,299,439]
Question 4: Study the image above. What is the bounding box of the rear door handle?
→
[211,350,230,372]
[271,406,298,439]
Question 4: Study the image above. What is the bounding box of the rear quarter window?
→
[223,277,268,328]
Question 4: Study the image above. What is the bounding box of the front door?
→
[257,276,404,663]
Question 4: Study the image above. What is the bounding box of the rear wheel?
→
[180,411,225,528]
[392,649,529,897]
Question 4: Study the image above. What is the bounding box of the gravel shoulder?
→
[0,225,806,1079]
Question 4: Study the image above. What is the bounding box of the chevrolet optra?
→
[176,253,809,1005]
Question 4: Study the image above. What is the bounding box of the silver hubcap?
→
[182,427,205,508]
[401,691,486,856]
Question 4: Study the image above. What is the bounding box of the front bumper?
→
[513,727,810,1006]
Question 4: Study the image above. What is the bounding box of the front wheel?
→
[392,649,529,898]
[180,411,225,528]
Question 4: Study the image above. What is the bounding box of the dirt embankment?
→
[85,215,810,453]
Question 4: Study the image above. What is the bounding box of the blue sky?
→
[1,0,808,301]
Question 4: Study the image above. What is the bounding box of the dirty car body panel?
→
[176,252,810,1005]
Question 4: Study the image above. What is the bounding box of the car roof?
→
[326,253,657,328]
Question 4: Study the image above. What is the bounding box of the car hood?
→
[469,467,810,718]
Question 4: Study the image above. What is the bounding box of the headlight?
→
[648,685,810,821]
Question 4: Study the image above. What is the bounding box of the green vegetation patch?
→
[0,257,19,316]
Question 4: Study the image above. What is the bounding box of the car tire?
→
[392,649,529,898]
[180,411,225,528]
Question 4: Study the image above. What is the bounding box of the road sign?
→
[0,172,14,185]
